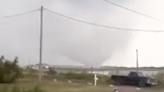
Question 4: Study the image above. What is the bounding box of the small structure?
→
[94,74,99,86]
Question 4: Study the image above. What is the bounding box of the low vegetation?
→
[0,86,45,92]
[0,56,164,92]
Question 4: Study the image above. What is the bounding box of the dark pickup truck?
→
[110,71,157,87]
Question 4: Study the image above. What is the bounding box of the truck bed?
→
[111,75,129,80]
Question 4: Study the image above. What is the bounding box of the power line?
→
[0,9,40,19]
[0,7,163,32]
[104,0,162,23]
[44,8,164,32]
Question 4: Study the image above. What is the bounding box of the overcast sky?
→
[0,0,164,67]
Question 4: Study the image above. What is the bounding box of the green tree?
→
[0,56,22,83]
[156,72,164,84]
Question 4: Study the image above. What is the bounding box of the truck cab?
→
[129,71,144,77]
[128,72,147,86]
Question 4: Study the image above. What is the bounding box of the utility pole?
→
[136,49,139,72]
[28,58,30,65]
[39,6,43,83]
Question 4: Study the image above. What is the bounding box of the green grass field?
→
[0,79,163,92]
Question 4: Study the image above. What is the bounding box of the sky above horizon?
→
[0,0,164,67]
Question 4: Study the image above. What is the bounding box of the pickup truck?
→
[110,71,157,87]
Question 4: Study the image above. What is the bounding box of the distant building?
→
[26,63,50,70]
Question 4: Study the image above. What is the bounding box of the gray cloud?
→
[0,0,141,67]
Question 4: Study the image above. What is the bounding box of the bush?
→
[155,72,164,86]
[46,72,110,84]
[98,75,110,84]
[0,56,22,83]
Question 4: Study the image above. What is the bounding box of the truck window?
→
[129,72,145,77]
[129,72,138,77]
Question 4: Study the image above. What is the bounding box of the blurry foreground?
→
[0,56,164,92]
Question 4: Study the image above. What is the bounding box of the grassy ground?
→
[0,79,163,92]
